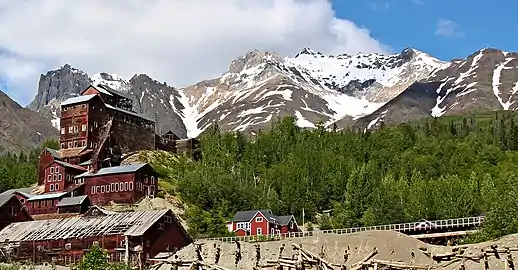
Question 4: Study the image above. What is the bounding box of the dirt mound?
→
[154,231,518,269]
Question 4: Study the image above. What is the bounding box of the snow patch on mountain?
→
[91,72,131,92]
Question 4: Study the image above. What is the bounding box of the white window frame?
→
[81,124,87,132]
[256,227,262,235]
[256,217,263,222]
[69,126,73,133]
[55,167,59,173]
[61,128,66,134]
[165,216,173,224]
[49,184,54,191]
[50,167,54,174]
[55,183,59,190]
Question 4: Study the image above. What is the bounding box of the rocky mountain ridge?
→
[29,66,187,138]
[23,46,518,143]
[354,48,518,130]
[0,90,58,152]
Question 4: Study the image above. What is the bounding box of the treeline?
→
[0,139,59,193]
[147,112,518,241]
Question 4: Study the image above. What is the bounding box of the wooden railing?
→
[198,216,485,243]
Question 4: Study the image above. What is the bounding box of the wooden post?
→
[124,236,129,265]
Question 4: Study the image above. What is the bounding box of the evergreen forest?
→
[145,112,518,242]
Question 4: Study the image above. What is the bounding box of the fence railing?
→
[198,216,485,243]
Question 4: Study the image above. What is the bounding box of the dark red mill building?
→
[75,163,158,205]
[0,206,191,267]
[4,83,198,218]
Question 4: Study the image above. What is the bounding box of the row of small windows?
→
[90,182,134,194]
[61,140,89,149]
[47,174,62,182]
[61,124,87,135]
[49,183,60,191]
[62,104,87,112]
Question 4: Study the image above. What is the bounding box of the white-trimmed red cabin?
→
[227,209,299,236]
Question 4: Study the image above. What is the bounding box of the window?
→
[256,217,263,223]
[129,182,134,191]
[55,184,59,190]
[74,141,78,147]
[9,206,15,216]
[101,186,105,193]
[50,167,54,174]
[164,216,173,224]
[158,223,164,230]
[291,222,294,229]
[82,124,87,132]
[68,142,72,148]
[73,125,78,133]
[58,174,62,181]
[53,175,56,181]
[69,126,73,133]
[49,184,54,191]
[257,228,262,235]
[151,176,155,184]
[55,167,59,173]
[61,128,66,134]
[61,143,65,149]
[94,121,98,128]
[66,175,70,181]
[144,176,148,184]
[91,186,96,194]
[47,175,51,182]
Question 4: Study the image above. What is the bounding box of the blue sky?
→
[332,0,518,60]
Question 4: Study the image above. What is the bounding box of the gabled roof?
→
[232,209,274,222]
[44,147,61,159]
[83,205,118,216]
[61,94,97,106]
[232,209,297,226]
[46,160,87,171]
[0,187,34,198]
[0,194,15,207]
[57,195,89,207]
[75,163,149,179]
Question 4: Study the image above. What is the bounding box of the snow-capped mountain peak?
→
[91,72,131,92]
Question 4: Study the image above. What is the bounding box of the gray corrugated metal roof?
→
[75,163,148,179]
[0,187,34,198]
[61,94,97,106]
[56,195,89,207]
[45,147,61,159]
[27,192,68,201]
[105,104,155,122]
[0,209,171,242]
[0,194,14,207]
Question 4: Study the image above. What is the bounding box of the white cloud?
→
[435,19,465,38]
[0,0,389,105]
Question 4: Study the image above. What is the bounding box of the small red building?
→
[37,147,61,185]
[227,209,300,236]
[0,193,33,231]
[25,192,69,215]
[44,160,87,193]
[76,163,158,206]
[0,207,191,267]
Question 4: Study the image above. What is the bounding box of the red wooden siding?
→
[0,196,32,231]
[85,173,136,205]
